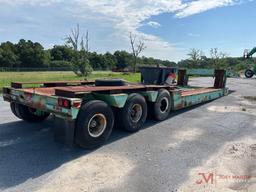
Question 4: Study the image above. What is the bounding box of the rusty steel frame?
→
[3,69,228,120]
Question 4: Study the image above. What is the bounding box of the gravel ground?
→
[0,77,255,192]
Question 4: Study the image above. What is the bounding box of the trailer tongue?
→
[2,68,228,149]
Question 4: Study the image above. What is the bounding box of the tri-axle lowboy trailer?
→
[2,68,228,149]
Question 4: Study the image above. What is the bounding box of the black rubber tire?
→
[10,102,21,119]
[150,89,171,121]
[75,100,114,149]
[117,93,147,132]
[245,69,254,78]
[15,103,50,122]
[95,79,126,86]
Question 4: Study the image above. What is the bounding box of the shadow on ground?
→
[0,103,212,190]
[101,94,256,192]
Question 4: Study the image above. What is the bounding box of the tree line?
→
[0,39,254,74]
[179,48,255,72]
[0,39,176,71]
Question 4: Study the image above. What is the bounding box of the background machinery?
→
[244,47,256,78]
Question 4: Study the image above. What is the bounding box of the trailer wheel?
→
[150,89,171,121]
[15,103,50,122]
[245,69,254,78]
[10,102,21,119]
[118,93,147,132]
[75,100,114,149]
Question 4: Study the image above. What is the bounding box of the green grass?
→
[0,71,141,92]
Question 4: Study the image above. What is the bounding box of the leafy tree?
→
[114,50,132,69]
[0,41,20,67]
[153,59,177,67]
[73,51,92,76]
[88,52,109,70]
[141,56,155,65]
[50,45,74,61]
[16,39,49,68]
[234,62,246,71]
[104,52,117,69]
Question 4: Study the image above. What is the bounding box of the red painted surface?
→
[19,84,176,97]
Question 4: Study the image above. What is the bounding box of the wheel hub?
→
[130,104,143,123]
[88,114,107,138]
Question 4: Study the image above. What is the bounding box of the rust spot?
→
[181,88,221,97]
[21,87,57,96]
[175,103,184,109]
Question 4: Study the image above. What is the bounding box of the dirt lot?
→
[0,77,255,192]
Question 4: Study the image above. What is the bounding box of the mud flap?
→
[53,116,76,147]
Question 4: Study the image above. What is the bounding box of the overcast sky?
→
[0,0,255,61]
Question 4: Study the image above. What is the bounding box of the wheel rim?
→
[159,97,169,113]
[130,104,143,123]
[88,114,107,138]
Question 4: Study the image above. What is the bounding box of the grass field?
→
[0,71,140,92]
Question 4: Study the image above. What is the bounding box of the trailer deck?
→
[18,86,221,97]
[16,84,174,96]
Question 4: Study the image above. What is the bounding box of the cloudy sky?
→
[0,0,255,61]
